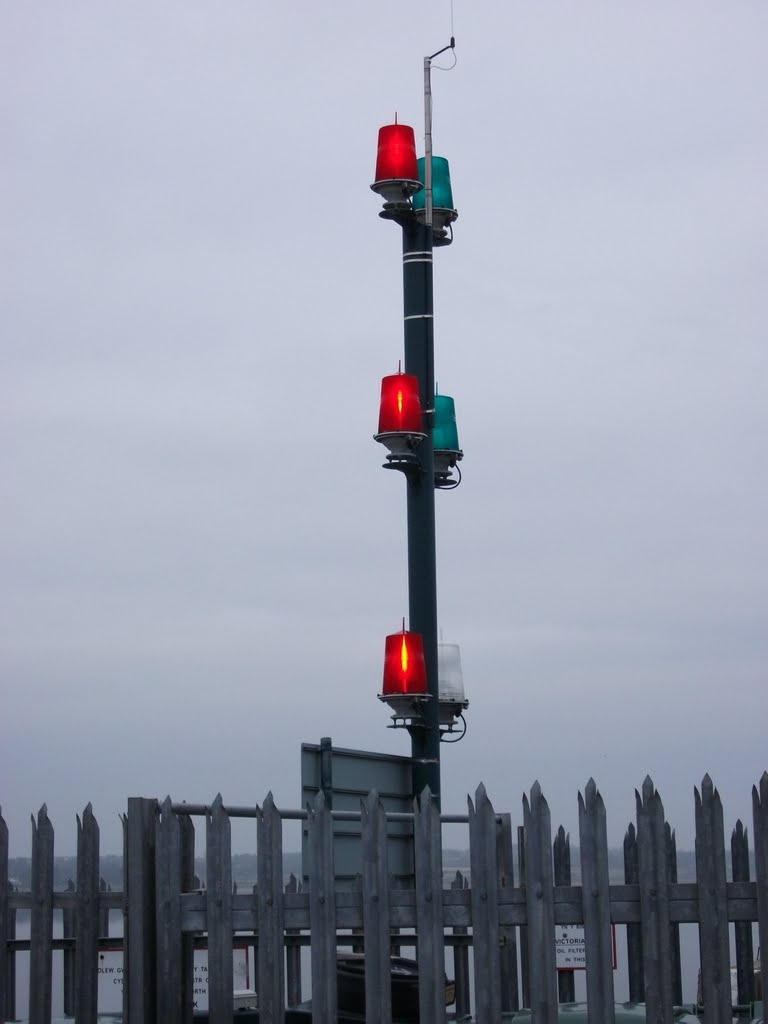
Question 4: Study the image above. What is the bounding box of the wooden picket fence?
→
[1,773,767,1023]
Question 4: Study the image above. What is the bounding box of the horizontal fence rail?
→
[1,773,766,1023]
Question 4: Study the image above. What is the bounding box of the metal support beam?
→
[402,219,440,806]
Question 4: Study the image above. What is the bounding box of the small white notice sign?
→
[97,946,250,1012]
[555,925,616,971]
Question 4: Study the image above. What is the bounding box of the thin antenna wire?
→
[433,52,457,72]
[432,3,457,73]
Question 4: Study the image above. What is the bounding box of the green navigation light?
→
[412,156,455,213]
[433,392,460,453]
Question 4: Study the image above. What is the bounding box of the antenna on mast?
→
[423,36,455,234]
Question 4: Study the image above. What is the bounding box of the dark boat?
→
[336,953,455,1021]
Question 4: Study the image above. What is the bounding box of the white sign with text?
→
[97,947,250,1012]
[555,925,617,970]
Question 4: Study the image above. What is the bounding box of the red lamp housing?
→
[375,124,418,182]
[382,629,427,696]
[377,372,422,435]
[371,123,422,204]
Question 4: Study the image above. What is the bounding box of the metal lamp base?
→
[438,697,469,728]
[434,448,463,486]
[374,430,427,454]
[378,692,431,726]
[370,179,423,204]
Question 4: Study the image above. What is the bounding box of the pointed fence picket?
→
[29,805,54,1024]
[636,777,674,1023]
[257,792,286,1022]
[695,775,731,1024]
[156,796,185,1024]
[361,791,392,1024]
[206,795,233,1024]
[75,804,100,1024]
[468,784,501,1024]
[623,820,644,1003]
[125,796,157,1024]
[732,819,755,1005]
[578,779,615,1023]
[2,773,768,1023]
[553,825,575,1004]
[523,781,558,1023]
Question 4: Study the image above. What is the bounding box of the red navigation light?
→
[374,123,418,183]
[371,123,422,205]
[382,629,427,696]
[377,372,422,435]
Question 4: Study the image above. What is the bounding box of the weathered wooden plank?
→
[623,821,644,1003]
[752,771,768,1014]
[125,797,158,1024]
[0,808,11,1023]
[523,782,558,1024]
[578,779,615,1024]
[206,795,234,1024]
[75,803,100,1024]
[361,790,392,1024]
[636,777,673,1024]
[308,791,337,1023]
[28,805,54,1024]
[731,820,755,1006]
[414,787,445,1024]
[497,812,519,1012]
[156,797,184,1024]
[257,792,285,1023]
[664,822,682,1005]
[469,784,501,1023]
[450,871,470,1018]
[285,874,302,1008]
[695,775,731,1024]
[553,825,574,1004]
[179,878,759,933]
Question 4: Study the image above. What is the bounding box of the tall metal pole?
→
[374,42,454,805]
[424,56,434,236]
[403,53,440,806]
[402,215,440,806]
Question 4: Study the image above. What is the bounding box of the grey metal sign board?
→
[301,737,415,890]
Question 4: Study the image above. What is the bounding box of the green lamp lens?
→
[433,393,459,451]
[412,156,454,211]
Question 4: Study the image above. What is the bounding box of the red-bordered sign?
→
[555,925,617,971]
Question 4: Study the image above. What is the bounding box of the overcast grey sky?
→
[2,1,766,856]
